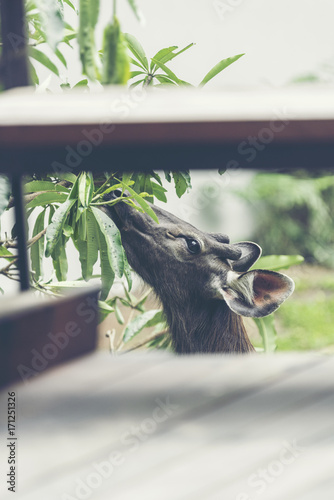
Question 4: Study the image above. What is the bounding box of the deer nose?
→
[103,188,123,202]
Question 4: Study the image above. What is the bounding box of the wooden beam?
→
[0,87,334,173]
[0,0,30,89]
[0,0,31,290]
[0,286,100,387]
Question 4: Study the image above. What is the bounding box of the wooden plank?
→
[93,358,334,500]
[1,353,333,499]
[1,87,334,173]
[0,287,99,387]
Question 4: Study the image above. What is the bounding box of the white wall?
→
[53,0,334,89]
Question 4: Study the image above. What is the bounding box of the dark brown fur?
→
[103,195,255,354]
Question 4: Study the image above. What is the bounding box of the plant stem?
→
[0,228,47,276]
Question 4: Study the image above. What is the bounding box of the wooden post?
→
[0,0,31,290]
[0,0,30,88]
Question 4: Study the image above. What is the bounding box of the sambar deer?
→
[103,191,294,354]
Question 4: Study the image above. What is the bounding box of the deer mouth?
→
[102,190,154,234]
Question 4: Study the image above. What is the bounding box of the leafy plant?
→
[1,0,245,89]
[0,0,296,354]
[234,173,334,268]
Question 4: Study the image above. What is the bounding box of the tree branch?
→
[6,180,72,209]
[0,227,47,276]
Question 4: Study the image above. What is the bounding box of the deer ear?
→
[229,242,262,272]
[222,270,294,318]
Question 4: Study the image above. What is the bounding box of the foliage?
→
[0,0,244,89]
[0,0,300,354]
[0,176,10,216]
[234,173,334,268]
[268,266,334,352]
[101,288,170,353]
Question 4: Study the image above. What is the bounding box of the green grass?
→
[276,295,334,351]
[274,265,334,352]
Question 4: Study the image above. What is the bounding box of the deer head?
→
[102,190,294,353]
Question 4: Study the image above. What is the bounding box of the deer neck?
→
[161,297,255,354]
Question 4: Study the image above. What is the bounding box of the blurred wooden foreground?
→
[1,86,334,174]
[0,352,333,499]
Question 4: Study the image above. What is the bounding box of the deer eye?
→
[186,238,201,254]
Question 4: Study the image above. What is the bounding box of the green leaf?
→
[199,53,245,87]
[172,172,192,198]
[63,31,77,46]
[51,234,68,281]
[24,180,69,193]
[98,300,114,312]
[129,57,146,71]
[95,220,115,301]
[29,47,60,76]
[48,205,55,225]
[35,0,64,50]
[124,33,148,71]
[29,61,39,85]
[98,300,114,323]
[31,209,46,281]
[0,176,10,216]
[26,192,68,209]
[168,42,194,60]
[78,0,99,80]
[64,0,76,10]
[121,183,159,223]
[76,209,99,280]
[154,75,177,86]
[77,206,87,237]
[164,171,172,183]
[152,182,167,203]
[45,280,89,291]
[73,79,89,88]
[63,224,74,237]
[91,207,124,278]
[140,175,153,203]
[57,172,77,184]
[150,46,177,73]
[253,315,277,353]
[150,43,194,73]
[129,78,145,88]
[151,58,181,84]
[122,172,133,186]
[90,0,100,28]
[114,301,125,324]
[78,171,94,208]
[45,198,76,257]
[126,0,144,22]
[68,174,80,200]
[252,255,304,271]
[0,246,14,260]
[102,18,130,85]
[129,70,146,79]
[123,250,132,291]
[55,48,67,68]
[123,309,164,343]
